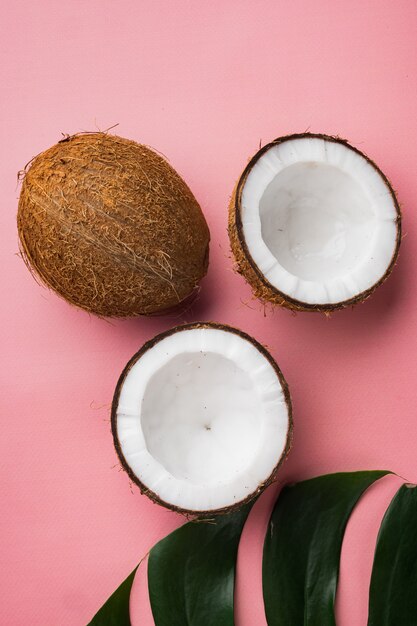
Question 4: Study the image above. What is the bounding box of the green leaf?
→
[87,565,137,626]
[148,504,253,626]
[368,483,417,626]
[263,471,389,626]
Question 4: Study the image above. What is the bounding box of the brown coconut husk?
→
[228,133,402,313]
[111,321,293,517]
[17,132,210,317]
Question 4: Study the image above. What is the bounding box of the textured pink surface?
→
[1,1,417,624]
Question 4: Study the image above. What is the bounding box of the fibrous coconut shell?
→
[17,132,210,317]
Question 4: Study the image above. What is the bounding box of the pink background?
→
[1,1,417,624]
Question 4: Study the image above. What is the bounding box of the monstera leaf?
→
[87,471,417,626]
[262,471,389,626]
[368,483,417,626]
[87,504,251,626]
[88,565,138,626]
[148,504,252,626]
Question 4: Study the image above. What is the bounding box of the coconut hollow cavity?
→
[229,133,401,312]
[17,132,210,317]
[112,322,292,515]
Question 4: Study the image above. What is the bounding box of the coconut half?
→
[112,322,292,515]
[229,133,401,311]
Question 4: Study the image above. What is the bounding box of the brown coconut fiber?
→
[17,133,210,317]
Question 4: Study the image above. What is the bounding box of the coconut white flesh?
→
[241,137,398,305]
[115,327,289,512]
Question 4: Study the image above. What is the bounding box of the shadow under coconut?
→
[282,246,408,343]
[180,276,219,322]
[114,270,218,338]
[345,251,405,330]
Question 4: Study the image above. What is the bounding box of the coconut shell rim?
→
[231,132,402,312]
[111,321,293,517]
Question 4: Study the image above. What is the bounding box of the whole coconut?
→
[17,133,210,317]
